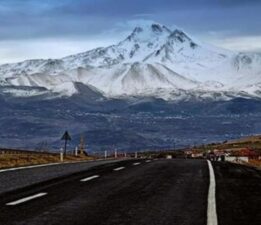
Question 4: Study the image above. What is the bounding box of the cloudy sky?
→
[0,0,260,64]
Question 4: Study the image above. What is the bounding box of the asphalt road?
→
[213,161,261,225]
[0,159,125,194]
[0,159,260,225]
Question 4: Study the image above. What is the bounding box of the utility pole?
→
[79,134,85,155]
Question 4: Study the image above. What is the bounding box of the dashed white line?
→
[207,160,218,225]
[80,175,100,182]
[133,162,141,166]
[145,160,151,163]
[6,192,47,206]
[113,167,125,171]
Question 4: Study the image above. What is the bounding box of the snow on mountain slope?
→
[0,23,260,100]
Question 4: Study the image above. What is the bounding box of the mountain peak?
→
[151,23,172,33]
[169,29,192,42]
[166,29,198,48]
[1,21,261,101]
[132,23,171,34]
[125,23,172,43]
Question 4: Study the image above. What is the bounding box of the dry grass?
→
[0,153,93,169]
[248,159,261,168]
[195,135,261,153]
[227,135,261,144]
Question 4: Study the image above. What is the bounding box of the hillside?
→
[0,23,261,101]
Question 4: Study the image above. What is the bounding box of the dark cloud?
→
[0,0,261,63]
[50,0,215,16]
[218,0,261,6]
[0,0,260,60]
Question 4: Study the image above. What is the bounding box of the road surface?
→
[0,159,260,225]
[0,159,125,194]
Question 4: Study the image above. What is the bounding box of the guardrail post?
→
[60,148,64,162]
[75,146,78,156]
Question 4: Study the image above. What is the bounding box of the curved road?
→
[0,159,260,225]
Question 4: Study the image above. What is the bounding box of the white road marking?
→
[133,162,141,166]
[0,163,60,173]
[207,160,218,225]
[6,193,47,206]
[0,160,94,173]
[145,160,151,163]
[80,175,100,182]
[0,159,118,173]
[113,167,125,171]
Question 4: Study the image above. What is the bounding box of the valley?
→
[0,93,261,151]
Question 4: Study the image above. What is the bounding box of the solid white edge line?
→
[0,163,60,173]
[113,167,125,171]
[0,159,118,173]
[80,175,100,182]
[6,192,47,206]
[133,162,141,166]
[207,160,218,225]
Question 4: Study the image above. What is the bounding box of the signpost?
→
[61,131,71,156]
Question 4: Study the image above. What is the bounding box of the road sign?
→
[61,131,71,141]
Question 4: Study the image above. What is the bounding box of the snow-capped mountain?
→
[0,23,261,100]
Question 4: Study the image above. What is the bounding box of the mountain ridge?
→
[0,22,261,101]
